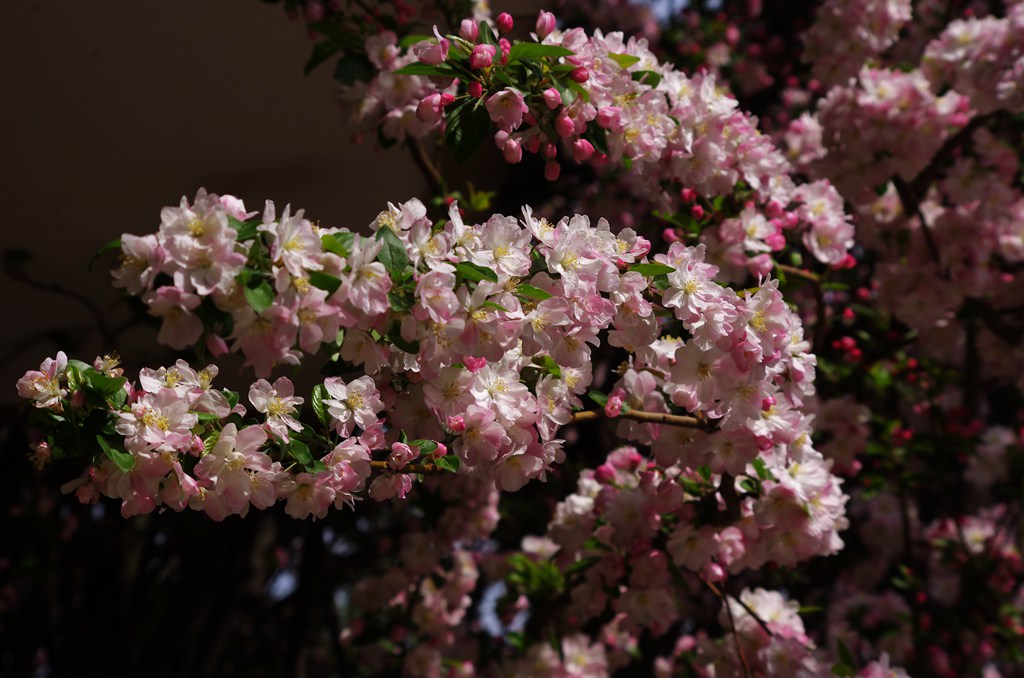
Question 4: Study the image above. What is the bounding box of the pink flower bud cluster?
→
[802,0,913,87]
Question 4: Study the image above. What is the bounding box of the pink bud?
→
[499,38,511,64]
[662,227,680,243]
[207,333,229,357]
[544,161,561,181]
[502,137,523,163]
[764,232,786,251]
[747,253,774,278]
[594,463,616,484]
[524,135,541,153]
[432,443,447,459]
[459,18,479,42]
[523,111,537,125]
[470,43,497,69]
[691,204,705,220]
[569,66,589,83]
[761,396,776,411]
[439,92,455,107]
[415,93,445,124]
[555,113,575,138]
[591,152,608,166]
[572,138,594,163]
[467,81,484,98]
[842,307,855,322]
[447,415,466,433]
[543,87,562,109]
[496,12,513,34]
[703,561,728,582]
[596,106,620,129]
[725,25,740,46]
[541,142,558,159]
[604,387,626,417]
[679,187,696,202]
[464,356,488,372]
[535,10,556,39]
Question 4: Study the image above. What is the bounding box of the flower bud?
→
[543,87,562,109]
[459,18,479,42]
[569,66,589,83]
[207,333,229,357]
[502,137,523,164]
[544,161,561,181]
[447,415,466,433]
[679,187,696,202]
[572,138,594,163]
[499,38,511,64]
[691,204,705,220]
[596,106,621,129]
[416,93,445,124]
[747,253,774,278]
[662,227,680,243]
[555,113,575,138]
[535,10,556,39]
[464,356,487,373]
[541,142,558,159]
[496,12,513,34]
[470,43,497,69]
[467,81,484,98]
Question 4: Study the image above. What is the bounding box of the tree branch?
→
[407,138,446,197]
[569,408,709,429]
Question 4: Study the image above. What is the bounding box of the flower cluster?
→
[802,0,913,87]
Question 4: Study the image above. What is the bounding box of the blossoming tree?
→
[12,0,1024,676]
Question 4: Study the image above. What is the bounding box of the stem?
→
[701,575,753,678]
[776,263,828,356]
[407,138,446,197]
[369,460,444,474]
[569,408,708,429]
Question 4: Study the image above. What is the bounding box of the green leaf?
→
[481,300,510,313]
[631,70,662,88]
[832,639,858,677]
[387,331,420,355]
[243,280,275,314]
[321,231,355,258]
[308,270,343,296]
[563,556,601,576]
[445,99,491,164]
[478,20,498,46]
[398,34,432,48]
[223,389,240,410]
[588,390,608,408]
[752,457,774,481]
[203,430,221,455]
[89,238,121,272]
[388,290,415,313]
[228,216,259,242]
[85,370,127,397]
[608,52,641,69]
[290,440,313,466]
[629,262,676,276]
[516,283,552,301]
[412,439,438,456]
[311,384,329,428]
[196,412,222,423]
[455,261,499,283]
[435,455,460,473]
[334,53,374,86]
[507,43,574,62]
[375,225,410,277]
[540,355,561,378]
[392,62,456,77]
[96,435,135,473]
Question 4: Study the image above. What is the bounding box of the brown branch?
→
[407,138,445,197]
[700,575,776,640]
[369,460,444,475]
[569,408,708,429]
[776,263,828,356]
[701,574,753,678]
[893,176,945,273]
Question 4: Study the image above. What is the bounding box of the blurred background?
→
[0,2,433,675]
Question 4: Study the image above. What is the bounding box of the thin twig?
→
[407,138,445,196]
[700,575,775,640]
[569,408,708,429]
[776,263,828,356]
[701,575,753,678]
[369,460,444,475]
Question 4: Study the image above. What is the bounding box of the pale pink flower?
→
[249,377,304,442]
